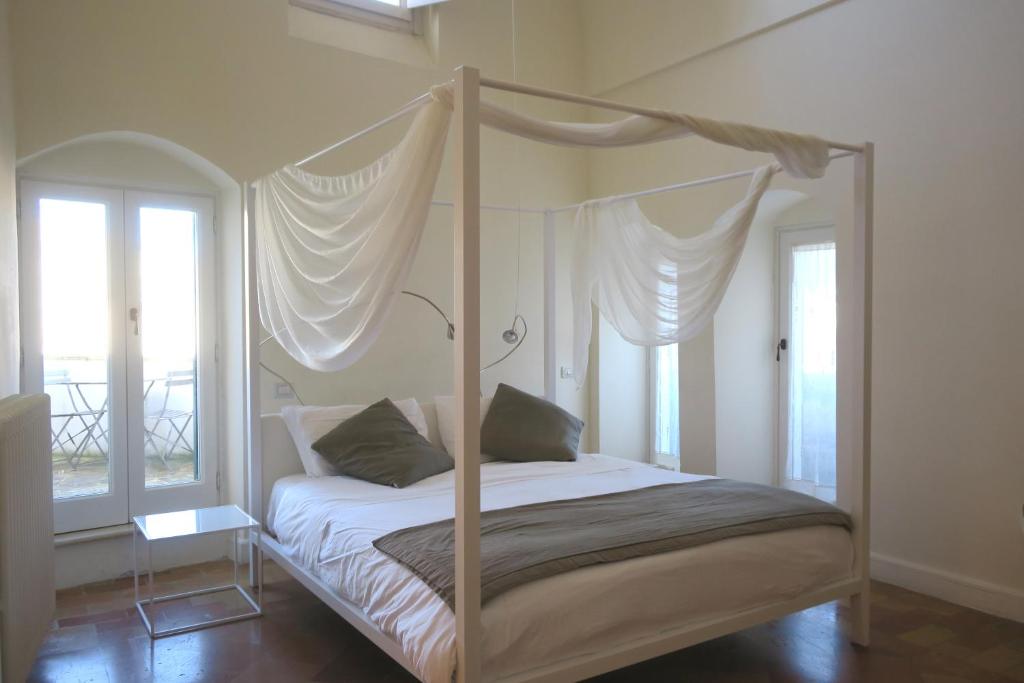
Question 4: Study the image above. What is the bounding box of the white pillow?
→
[281,399,430,478]
[433,395,496,461]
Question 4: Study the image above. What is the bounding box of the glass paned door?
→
[777,226,837,503]
[20,182,129,532]
[20,182,218,533]
[139,207,200,487]
[125,192,217,516]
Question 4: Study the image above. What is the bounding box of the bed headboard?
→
[258,403,443,524]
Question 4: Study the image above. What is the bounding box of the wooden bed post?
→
[849,142,874,646]
[243,181,263,589]
[454,65,483,683]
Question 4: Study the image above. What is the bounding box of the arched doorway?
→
[17,133,243,536]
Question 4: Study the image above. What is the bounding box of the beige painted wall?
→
[594,314,647,461]
[10,0,592,585]
[10,0,591,440]
[579,0,835,95]
[584,0,1024,614]
[713,190,810,485]
[18,138,247,587]
[0,0,17,396]
[11,0,1024,617]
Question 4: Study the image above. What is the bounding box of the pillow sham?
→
[311,398,453,488]
[281,398,429,477]
[433,395,497,462]
[480,383,583,462]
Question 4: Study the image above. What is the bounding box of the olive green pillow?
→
[312,398,453,488]
[480,383,584,462]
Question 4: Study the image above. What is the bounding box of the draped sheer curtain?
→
[255,81,831,376]
[784,241,837,501]
[572,166,775,388]
[255,98,451,372]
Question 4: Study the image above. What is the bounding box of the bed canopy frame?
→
[242,66,873,683]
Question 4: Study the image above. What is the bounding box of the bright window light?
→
[291,0,446,32]
[653,343,680,465]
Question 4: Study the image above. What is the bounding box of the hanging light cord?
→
[258,337,306,406]
[402,289,454,339]
[510,0,524,324]
[483,314,527,371]
[402,291,528,371]
[258,290,526,398]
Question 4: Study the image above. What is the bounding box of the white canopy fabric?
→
[571,166,775,389]
[428,84,829,179]
[256,83,829,372]
[255,98,451,372]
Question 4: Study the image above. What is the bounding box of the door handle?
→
[129,307,140,336]
[776,337,787,362]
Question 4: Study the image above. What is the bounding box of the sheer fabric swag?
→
[255,84,830,372]
[255,98,451,371]
[571,166,774,388]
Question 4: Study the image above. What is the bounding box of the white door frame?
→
[19,180,131,532]
[775,223,836,492]
[124,190,219,516]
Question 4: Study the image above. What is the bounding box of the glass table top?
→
[133,504,257,541]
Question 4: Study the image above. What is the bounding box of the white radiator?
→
[0,394,55,683]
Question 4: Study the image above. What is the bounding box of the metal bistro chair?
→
[45,368,109,470]
[144,369,196,468]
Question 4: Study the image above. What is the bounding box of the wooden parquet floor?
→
[30,559,1024,682]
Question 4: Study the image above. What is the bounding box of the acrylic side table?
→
[133,504,262,637]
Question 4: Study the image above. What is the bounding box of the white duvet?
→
[267,454,853,683]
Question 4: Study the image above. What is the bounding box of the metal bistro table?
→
[133,504,262,638]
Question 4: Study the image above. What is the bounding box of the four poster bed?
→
[242,66,873,683]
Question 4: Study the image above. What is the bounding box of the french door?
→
[19,181,218,533]
[776,225,837,503]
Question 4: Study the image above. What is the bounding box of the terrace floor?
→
[53,452,198,499]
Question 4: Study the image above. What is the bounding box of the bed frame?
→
[243,66,873,683]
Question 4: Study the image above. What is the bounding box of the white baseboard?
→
[55,532,231,589]
[871,552,1024,623]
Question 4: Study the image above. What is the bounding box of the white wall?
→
[9,0,591,585]
[0,0,17,396]
[713,190,809,485]
[18,138,243,587]
[13,0,1024,620]
[580,0,834,95]
[251,1,591,431]
[20,138,223,192]
[583,0,1024,619]
[10,1,590,420]
[594,315,647,461]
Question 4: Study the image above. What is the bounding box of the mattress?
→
[267,454,853,683]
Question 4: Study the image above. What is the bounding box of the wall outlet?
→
[274,382,295,399]
[560,366,574,379]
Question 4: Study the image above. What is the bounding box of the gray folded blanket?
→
[373,478,852,609]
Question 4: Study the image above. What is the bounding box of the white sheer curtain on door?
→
[786,242,837,499]
[653,343,679,463]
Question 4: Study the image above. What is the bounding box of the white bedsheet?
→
[267,454,853,683]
